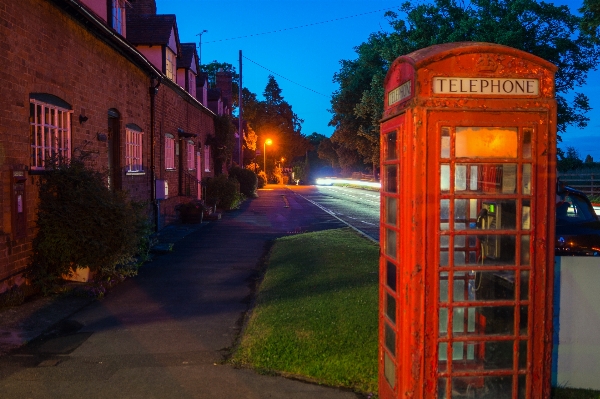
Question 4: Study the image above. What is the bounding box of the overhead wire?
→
[242,56,329,98]
[203,6,399,44]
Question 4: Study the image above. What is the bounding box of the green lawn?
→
[232,227,379,394]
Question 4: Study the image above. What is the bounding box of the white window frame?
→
[165,48,175,81]
[204,144,211,172]
[30,99,72,170]
[126,128,143,172]
[165,134,175,170]
[187,141,195,170]
[112,0,125,35]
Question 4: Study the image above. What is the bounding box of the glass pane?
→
[385,229,397,259]
[456,164,518,194]
[441,127,450,159]
[519,340,528,370]
[453,306,515,336]
[477,235,517,266]
[520,271,529,300]
[384,352,396,388]
[440,251,449,266]
[523,164,532,195]
[440,235,449,249]
[386,197,397,225]
[454,271,516,301]
[439,307,448,336]
[441,164,450,191]
[521,235,530,266]
[385,165,397,193]
[456,165,467,191]
[440,200,450,230]
[452,340,514,370]
[456,127,518,158]
[520,306,529,335]
[440,272,449,302]
[386,131,397,160]
[522,200,531,230]
[455,199,468,228]
[385,322,396,356]
[438,346,447,371]
[386,292,396,324]
[386,261,397,292]
[519,375,527,399]
[523,128,532,159]
[438,378,447,399]
[452,376,512,399]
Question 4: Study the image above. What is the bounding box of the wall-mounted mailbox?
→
[379,42,557,399]
[12,168,27,239]
[156,179,168,200]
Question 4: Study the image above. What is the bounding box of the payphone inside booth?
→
[379,43,556,399]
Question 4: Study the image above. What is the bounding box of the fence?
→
[558,172,600,197]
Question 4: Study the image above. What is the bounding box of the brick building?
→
[0,0,222,293]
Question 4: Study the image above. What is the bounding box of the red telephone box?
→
[379,43,557,399]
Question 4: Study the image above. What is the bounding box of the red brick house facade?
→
[0,0,216,292]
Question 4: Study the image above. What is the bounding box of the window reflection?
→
[455,164,517,194]
[385,165,398,193]
[386,131,397,160]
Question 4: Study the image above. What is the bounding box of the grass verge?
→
[232,227,379,394]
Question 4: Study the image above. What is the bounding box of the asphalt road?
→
[288,185,380,242]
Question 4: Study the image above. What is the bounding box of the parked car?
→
[555,185,600,256]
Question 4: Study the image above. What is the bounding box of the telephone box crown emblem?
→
[477,54,498,72]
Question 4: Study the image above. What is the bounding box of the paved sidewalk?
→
[0,185,362,398]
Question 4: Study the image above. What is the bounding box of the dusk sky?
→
[155,0,600,161]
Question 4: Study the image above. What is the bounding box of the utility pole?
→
[239,50,243,167]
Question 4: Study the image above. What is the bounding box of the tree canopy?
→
[329,0,599,173]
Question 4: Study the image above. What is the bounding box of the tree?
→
[202,61,240,112]
[210,114,237,174]
[330,0,599,173]
[557,146,584,172]
[581,0,600,41]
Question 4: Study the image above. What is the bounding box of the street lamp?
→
[264,138,272,172]
[196,29,208,67]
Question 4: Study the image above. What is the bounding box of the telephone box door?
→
[426,111,552,399]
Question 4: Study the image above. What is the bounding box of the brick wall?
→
[0,0,215,286]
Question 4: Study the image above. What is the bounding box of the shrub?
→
[229,166,258,197]
[28,158,150,294]
[205,175,244,210]
[257,171,267,189]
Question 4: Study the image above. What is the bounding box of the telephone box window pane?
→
[385,165,398,193]
[453,278,465,301]
[441,235,449,249]
[385,229,397,259]
[438,378,447,399]
[456,127,518,158]
[439,343,448,369]
[523,164,532,195]
[521,235,530,266]
[384,352,396,388]
[454,271,516,301]
[520,271,530,300]
[386,197,397,225]
[477,235,516,266]
[441,127,450,159]
[440,199,450,230]
[440,251,449,266]
[455,199,468,227]
[470,165,478,190]
[452,341,514,370]
[519,375,527,399]
[386,131,397,160]
[385,322,396,356]
[386,261,397,291]
[439,307,448,335]
[441,164,450,191]
[520,306,529,335]
[522,200,531,230]
[453,306,514,336]
[440,272,449,302]
[386,292,396,324]
[523,128,532,159]
[455,165,467,191]
[453,376,512,399]
[474,201,517,230]
[519,340,528,369]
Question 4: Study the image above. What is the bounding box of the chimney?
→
[129,0,157,16]
[216,71,233,114]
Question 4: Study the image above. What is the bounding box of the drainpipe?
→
[150,76,162,232]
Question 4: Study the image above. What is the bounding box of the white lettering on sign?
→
[388,80,412,105]
[433,77,539,96]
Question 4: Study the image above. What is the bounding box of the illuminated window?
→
[165,48,175,81]
[111,0,125,35]
[29,97,72,170]
[165,134,175,170]
[126,126,143,172]
[187,141,195,170]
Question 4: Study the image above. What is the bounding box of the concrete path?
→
[0,186,364,398]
